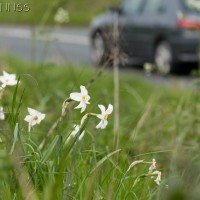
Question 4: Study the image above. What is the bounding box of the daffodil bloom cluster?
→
[23,85,112,134]
[149,158,162,185]
[0,70,46,132]
[0,71,18,121]
[1,76,112,135]
[0,71,17,89]
[54,8,69,24]
[70,85,113,129]
[96,104,113,129]
[70,86,90,113]
[24,108,45,133]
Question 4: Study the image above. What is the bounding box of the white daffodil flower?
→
[152,170,162,185]
[70,85,90,113]
[0,71,17,88]
[54,8,69,24]
[96,104,113,129]
[24,108,45,133]
[0,106,5,120]
[71,124,85,141]
[149,158,157,173]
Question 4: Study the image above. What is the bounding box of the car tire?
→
[90,32,110,66]
[154,41,176,75]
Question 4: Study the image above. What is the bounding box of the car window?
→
[121,0,144,15]
[181,0,200,14]
[143,0,166,14]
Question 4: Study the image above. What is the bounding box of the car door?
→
[119,0,167,62]
[139,0,168,61]
[118,0,146,62]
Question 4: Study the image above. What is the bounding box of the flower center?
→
[33,115,38,120]
[104,113,108,120]
[82,95,87,102]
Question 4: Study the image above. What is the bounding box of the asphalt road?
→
[0,25,91,65]
[0,25,196,87]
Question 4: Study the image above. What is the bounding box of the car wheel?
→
[91,32,108,66]
[154,41,175,75]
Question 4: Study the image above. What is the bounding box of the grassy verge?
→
[0,0,118,26]
[0,56,200,199]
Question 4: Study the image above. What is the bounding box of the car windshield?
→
[182,0,200,14]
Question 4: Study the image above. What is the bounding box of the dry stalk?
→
[10,151,38,200]
[87,56,111,89]
[112,12,120,151]
[130,96,155,141]
[39,98,71,150]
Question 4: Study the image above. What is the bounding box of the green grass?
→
[0,0,118,26]
[0,56,200,199]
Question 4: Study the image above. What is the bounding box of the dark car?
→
[89,0,200,74]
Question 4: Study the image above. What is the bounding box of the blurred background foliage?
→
[0,0,118,26]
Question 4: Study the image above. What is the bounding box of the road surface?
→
[0,25,91,65]
[0,25,196,87]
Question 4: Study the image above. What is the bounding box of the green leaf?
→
[90,149,121,174]
[13,123,19,141]
[9,123,19,154]
[41,135,61,163]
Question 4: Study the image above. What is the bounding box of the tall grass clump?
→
[0,57,200,199]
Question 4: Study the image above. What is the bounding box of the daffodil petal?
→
[75,101,84,109]
[40,113,46,120]
[1,83,6,88]
[87,95,91,101]
[36,117,43,124]
[97,114,104,119]
[75,101,87,112]
[28,108,38,116]
[101,120,108,129]
[0,113,5,120]
[70,92,81,101]
[98,105,105,114]
[80,103,86,113]
[30,120,37,126]
[2,71,8,76]
[96,120,104,129]
[106,104,113,115]
[24,115,32,122]
[80,85,88,95]
[9,80,17,86]
[0,77,4,82]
